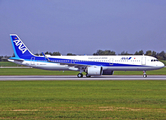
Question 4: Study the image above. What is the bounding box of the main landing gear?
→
[77,73,83,78]
[86,73,91,78]
[77,73,91,78]
[143,71,147,78]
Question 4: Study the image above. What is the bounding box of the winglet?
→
[42,52,50,62]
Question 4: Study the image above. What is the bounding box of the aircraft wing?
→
[45,58,88,69]
[59,62,88,68]
[42,55,89,69]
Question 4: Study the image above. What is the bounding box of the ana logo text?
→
[121,57,132,60]
[13,40,28,54]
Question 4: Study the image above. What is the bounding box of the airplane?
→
[8,34,164,78]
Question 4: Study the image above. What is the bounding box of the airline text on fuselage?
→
[121,57,132,60]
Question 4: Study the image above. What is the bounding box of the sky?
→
[0,0,166,56]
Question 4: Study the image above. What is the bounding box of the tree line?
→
[93,50,166,60]
[1,50,166,61]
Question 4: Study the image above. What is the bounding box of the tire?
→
[143,74,147,78]
[77,73,83,78]
[86,74,91,78]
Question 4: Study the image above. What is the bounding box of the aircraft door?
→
[141,57,146,65]
[109,58,114,65]
[31,57,35,66]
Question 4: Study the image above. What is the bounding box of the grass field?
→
[0,67,166,76]
[160,60,166,66]
[0,62,21,67]
[0,64,166,119]
[0,81,166,119]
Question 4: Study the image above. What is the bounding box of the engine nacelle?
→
[102,70,114,75]
[86,66,102,76]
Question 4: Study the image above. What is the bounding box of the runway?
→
[0,75,166,81]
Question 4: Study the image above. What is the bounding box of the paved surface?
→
[0,75,166,81]
[0,67,31,68]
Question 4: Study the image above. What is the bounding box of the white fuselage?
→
[9,55,164,71]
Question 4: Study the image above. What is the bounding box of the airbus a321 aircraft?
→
[8,34,164,78]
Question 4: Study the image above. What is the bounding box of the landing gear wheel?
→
[143,71,147,78]
[77,73,83,78]
[143,74,147,78]
[86,74,91,78]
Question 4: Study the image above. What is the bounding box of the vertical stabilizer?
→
[10,34,35,59]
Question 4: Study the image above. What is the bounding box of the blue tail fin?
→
[10,34,35,59]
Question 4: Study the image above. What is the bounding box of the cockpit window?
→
[151,59,159,62]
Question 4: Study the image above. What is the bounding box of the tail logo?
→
[13,40,28,54]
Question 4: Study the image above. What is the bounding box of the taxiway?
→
[0,75,166,81]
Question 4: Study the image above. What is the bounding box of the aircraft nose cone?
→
[159,62,165,68]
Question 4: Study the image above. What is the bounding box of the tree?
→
[45,51,49,55]
[12,53,15,57]
[156,51,166,60]
[40,53,43,56]
[105,50,115,55]
[52,52,61,56]
[134,51,139,55]
[1,56,11,62]
[93,50,116,55]
[67,53,76,56]
[134,50,144,55]
[121,51,131,55]
[35,53,39,56]
[0,56,3,62]
[151,51,157,57]
[145,50,152,56]
[45,51,53,55]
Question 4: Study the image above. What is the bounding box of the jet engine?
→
[85,66,114,76]
[86,66,102,76]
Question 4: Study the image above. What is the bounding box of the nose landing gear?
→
[143,71,147,78]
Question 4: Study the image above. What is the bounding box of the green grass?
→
[0,81,166,119]
[114,67,166,75]
[0,67,166,76]
[0,68,80,75]
[0,62,21,67]
[160,60,166,66]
